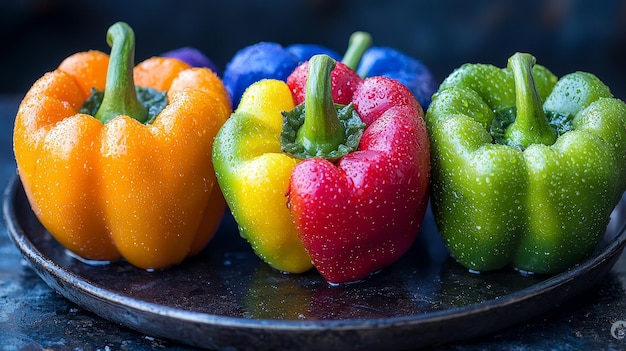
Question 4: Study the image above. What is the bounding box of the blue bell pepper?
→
[356,46,438,110]
[222,42,340,108]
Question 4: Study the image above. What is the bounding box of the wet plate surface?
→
[4,174,626,351]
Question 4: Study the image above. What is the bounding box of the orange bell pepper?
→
[13,22,231,270]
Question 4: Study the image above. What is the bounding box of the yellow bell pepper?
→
[213,79,312,273]
[13,22,231,270]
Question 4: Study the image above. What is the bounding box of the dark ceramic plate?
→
[4,174,626,351]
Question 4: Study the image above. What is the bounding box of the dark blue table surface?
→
[2,94,626,351]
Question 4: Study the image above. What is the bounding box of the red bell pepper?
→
[284,53,431,283]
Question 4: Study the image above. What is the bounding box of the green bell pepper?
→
[426,52,626,274]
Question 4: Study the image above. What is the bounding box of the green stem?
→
[341,31,372,71]
[296,55,346,156]
[94,22,148,124]
[504,52,557,150]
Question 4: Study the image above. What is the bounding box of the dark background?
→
[2,0,626,99]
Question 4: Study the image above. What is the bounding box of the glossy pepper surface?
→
[222,42,340,109]
[355,45,438,110]
[213,49,430,284]
[426,52,626,274]
[223,32,437,113]
[13,22,231,270]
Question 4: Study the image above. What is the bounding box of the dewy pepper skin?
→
[222,31,437,112]
[222,41,341,109]
[213,34,430,284]
[426,52,626,274]
[353,41,438,110]
[13,22,231,270]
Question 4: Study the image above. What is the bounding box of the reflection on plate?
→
[4,175,626,350]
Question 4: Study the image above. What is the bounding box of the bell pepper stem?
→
[505,52,557,150]
[341,31,372,71]
[94,22,148,124]
[296,55,346,155]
